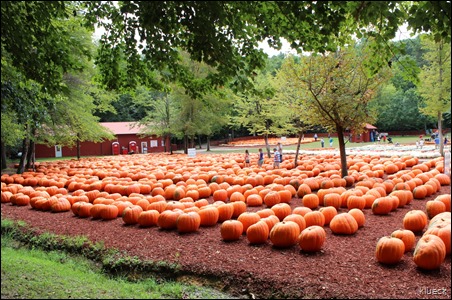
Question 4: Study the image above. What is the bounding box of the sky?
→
[258,23,416,57]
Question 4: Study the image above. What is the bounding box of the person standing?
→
[314,133,318,141]
[273,148,281,169]
[320,138,325,148]
[244,149,250,167]
[277,142,283,162]
[257,148,264,167]
[435,135,440,149]
[329,136,333,147]
[419,138,424,149]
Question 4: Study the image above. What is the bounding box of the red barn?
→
[34,122,169,158]
[348,123,378,143]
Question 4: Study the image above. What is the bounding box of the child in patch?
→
[277,142,283,162]
[244,149,250,167]
[257,148,264,167]
[273,148,281,169]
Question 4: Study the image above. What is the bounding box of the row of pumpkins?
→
[1,152,451,270]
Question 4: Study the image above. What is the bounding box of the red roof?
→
[364,123,377,130]
[100,122,146,135]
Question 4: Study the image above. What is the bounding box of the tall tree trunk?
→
[438,111,444,157]
[294,131,303,167]
[336,125,348,178]
[198,135,202,149]
[264,134,271,158]
[165,134,171,153]
[184,135,188,154]
[16,137,29,174]
[76,139,80,160]
[206,136,211,151]
[1,140,7,170]
[25,139,35,171]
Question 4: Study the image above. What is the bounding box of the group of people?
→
[243,142,283,169]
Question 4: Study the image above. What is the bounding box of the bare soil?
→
[1,158,451,299]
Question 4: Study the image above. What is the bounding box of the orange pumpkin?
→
[283,214,307,232]
[413,234,446,270]
[157,209,183,229]
[426,200,446,219]
[237,212,261,234]
[271,203,292,221]
[221,220,244,241]
[176,211,201,233]
[371,197,393,215]
[304,211,325,227]
[217,203,235,222]
[302,194,319,209]
[246,220,270,244]
[323,193,341,209]
[198,206,220,226]
[269,221,301,248]
[403,210,428,233]
[99,204,119,220]
[319,206,338,225]
[330,213,358,235]
[391,229,416,253]
[424,222,451,255]
[122,205,144,225]
[348,209,365,228]
[137,210,160,227]
[264,191,281,208]
[375,236,405,265]
[298,225,326,252]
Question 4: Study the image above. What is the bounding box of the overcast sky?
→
[259,23,416,57]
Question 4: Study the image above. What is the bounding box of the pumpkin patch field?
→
[1,152,451,299]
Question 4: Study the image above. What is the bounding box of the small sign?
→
[281,136,286,141]
[188,148,196,157]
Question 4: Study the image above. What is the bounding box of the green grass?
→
[3,135,424,167]
[1,231,235,299]
[202,135,422,154]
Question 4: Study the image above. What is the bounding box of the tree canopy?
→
[1,1,451,171]
[82,1,451,91]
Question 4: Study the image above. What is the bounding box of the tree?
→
[35,71,116,161]
[82,1,450,91]
[1,2,104,172]
[138,87,179,154]
[279,45,392,177]
[416,35,451,156]
[231,72,288,157]
[370,84,433,132]
[274,60,315,167]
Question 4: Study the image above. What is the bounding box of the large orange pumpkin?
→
[298,225,326,252]
[246,220,270,244]
[269,221,301,248]
[221,220,244,241]
[137,210,160,227]
[176,211,201,233]
[375,236,405,265]
[330,213,358,235]
[413,234,446,270]
[403,210,428,233]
